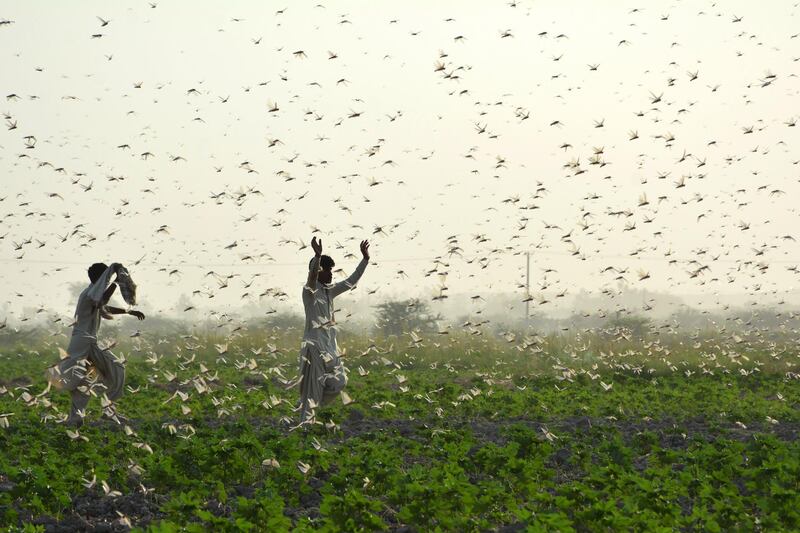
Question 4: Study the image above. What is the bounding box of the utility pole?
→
[525,251,530,324]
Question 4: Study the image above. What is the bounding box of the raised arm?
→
[86,263,119,305]
[329,239,370,298]
[102,282,117,305]
[306,237,322,290]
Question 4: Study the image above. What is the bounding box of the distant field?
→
[1,330,799,531]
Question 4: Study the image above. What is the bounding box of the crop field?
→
[3,0,800,531]
[1,327,799,532]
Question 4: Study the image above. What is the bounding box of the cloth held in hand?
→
[116,265,137,306]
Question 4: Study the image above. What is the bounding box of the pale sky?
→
[1,0,799,323]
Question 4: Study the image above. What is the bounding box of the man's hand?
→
[128,310,145,321]
[311,236,323,256]
[360,239,370,260]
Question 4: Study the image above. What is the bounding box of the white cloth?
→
[47,264,125,420]
[115,265,137,305]
[297,256,368,424]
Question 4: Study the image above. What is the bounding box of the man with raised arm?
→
[296,236,370,427]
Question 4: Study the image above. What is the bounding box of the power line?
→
[0,255,437,268]
[1,246,798,268]
[1,250,798,268]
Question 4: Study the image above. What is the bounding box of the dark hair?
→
[88,262,108,283]
[310,255,335,270]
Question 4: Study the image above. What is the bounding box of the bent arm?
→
[104,305,145,321]
[102,283,117,305]
[329,256,369,298]
[306,254,321,290]
[86,264,118,304]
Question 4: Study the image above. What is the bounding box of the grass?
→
[0,326,798,530]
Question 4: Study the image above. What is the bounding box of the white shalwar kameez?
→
[296,255,368,426]
[47,264,126,423]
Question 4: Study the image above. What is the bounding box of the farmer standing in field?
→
[47,262,144,427]
[296,236,370,427]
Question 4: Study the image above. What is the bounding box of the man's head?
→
[88,262,108,283]
[310,255,335,284]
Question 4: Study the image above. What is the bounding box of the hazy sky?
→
[1,0,798,323]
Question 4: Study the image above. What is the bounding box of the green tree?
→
[373,298,441,338]
[605,311,651,338]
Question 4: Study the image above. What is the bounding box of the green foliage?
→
[1,328,800,531]
[235,491,292,531]
[319,489,387,532]
[373,298,441,337]
[604,312,651,338]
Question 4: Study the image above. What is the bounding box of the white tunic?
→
[299,255,369,367]
[67,264,117,358]
[296,255,368,424]
[48,264,125,400]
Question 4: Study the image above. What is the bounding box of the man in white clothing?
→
[296,236,370,426]
[48,262,145,427]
